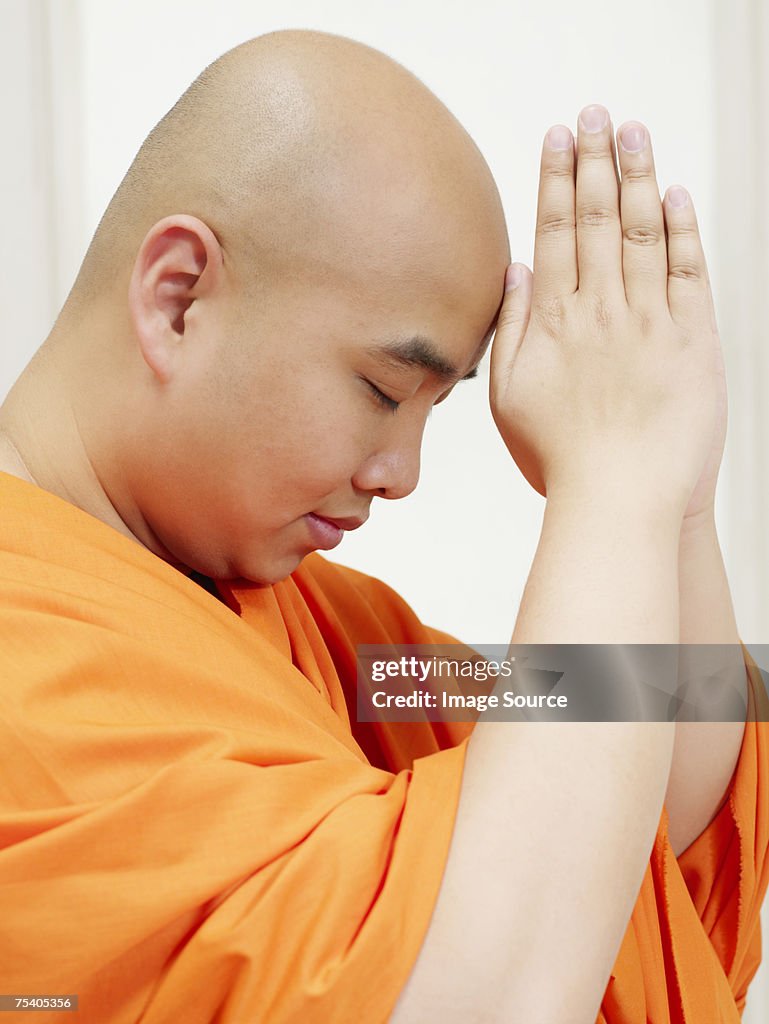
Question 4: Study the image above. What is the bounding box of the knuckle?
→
[633,310,654,338]
[592,295,613,331]
[674,326,693,347]
[621,163,655,183]
[577,146,611,162]
[537,212,575,236]
[667,220,698,239]
[669,261,703,282]
[534,297,566,339]
[497,306,525,333]
[543,161,574,181]
[623,224,663,246]
[577,205,617,228]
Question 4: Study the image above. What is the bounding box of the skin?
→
[490,109,743,861]
[0,30,748,1019]
[395,107,742,1023]
[0,31,508,585]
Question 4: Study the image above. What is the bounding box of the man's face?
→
[127,160,509,585]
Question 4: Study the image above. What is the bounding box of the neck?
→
[0,332,188,574]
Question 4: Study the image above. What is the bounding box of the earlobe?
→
[128,215,223,384]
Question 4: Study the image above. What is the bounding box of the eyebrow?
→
[369,336,479,386]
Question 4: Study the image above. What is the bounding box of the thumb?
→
[489,263,533,384]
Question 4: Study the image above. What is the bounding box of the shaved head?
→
[71,31,507,319]
[2,30,510,584]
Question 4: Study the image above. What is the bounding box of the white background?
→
[79,0,720,645]
[2,0,767,1016]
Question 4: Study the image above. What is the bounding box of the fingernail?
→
[667,186,689,208]
[619,123,646,153]
[579,104,609,133]
[505,264,522,291]
[546,125,573,151]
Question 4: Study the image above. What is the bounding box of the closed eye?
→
[361,377,400,413]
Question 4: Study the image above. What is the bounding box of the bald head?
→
[71,30,507,317]
[3,30,510,585]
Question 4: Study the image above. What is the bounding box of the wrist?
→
[522,486,681,645]
[545,479,684,537]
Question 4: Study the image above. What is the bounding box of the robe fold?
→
[0,471,766,1022]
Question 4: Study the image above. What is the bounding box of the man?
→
[0,29,765,1023]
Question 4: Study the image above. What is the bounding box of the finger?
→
[616,121,668,312]
[576,115,620,195]
[490,263,534,381]
[608,118,621,194]
[663,186,715,326]
[575,104,623,298]
[532,125,576,303]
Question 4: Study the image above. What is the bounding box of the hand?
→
[490,105,724,520]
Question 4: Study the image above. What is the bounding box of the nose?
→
[352,421,423,500]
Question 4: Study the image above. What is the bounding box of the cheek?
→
[224,398,367,512]
[205,356,372,501]
[278,418,364,497]
[263,378,371,478]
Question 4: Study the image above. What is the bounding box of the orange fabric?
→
[0,470,767,1022]
[598,652,769,1023]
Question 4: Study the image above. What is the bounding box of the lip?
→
[314,513,368,531]
[303,512,368,552]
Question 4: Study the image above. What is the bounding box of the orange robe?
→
[0,470,766,1023]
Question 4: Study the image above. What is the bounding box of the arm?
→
[661,250,745,857]
[393,107,721,1023]
[393,491,678,1024]
[665,511,747,856]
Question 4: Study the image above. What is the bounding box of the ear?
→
[128,215,224,383]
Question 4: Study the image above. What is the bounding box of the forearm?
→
[513,487,681,644]
[393,493,678,1024]
[678,510,738,644]
[394,719,675,1023]
[676,511,745,714]
[663,512,747,854]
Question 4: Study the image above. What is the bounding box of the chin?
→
[238,550,307,587]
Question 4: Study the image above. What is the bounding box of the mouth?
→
[304,512,368,552]
[313,513,368,531]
